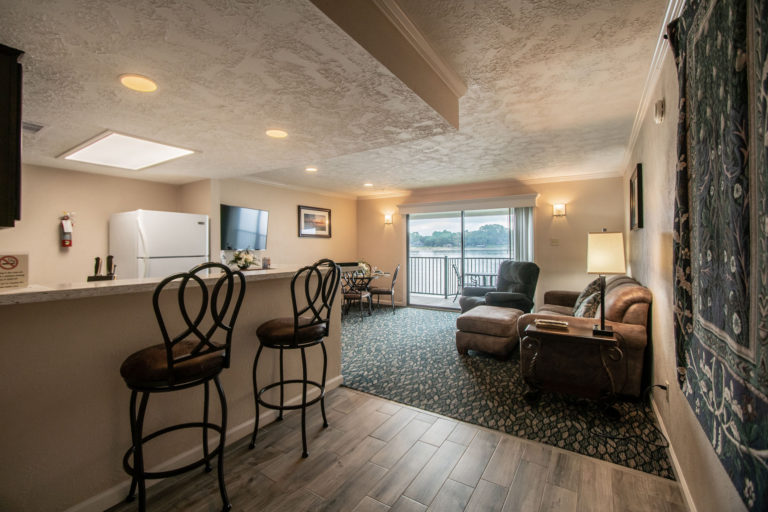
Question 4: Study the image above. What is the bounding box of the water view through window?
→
[408,208,529,309]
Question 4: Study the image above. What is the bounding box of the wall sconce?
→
[553,204,566,217]
[384,213,393,224]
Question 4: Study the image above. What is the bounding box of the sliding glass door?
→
[408,211,462,308]
[407,207,532,309]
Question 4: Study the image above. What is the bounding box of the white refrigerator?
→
[109,210,209,279]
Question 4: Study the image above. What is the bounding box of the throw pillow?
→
[573,292,600,318]
[573,277,602,313]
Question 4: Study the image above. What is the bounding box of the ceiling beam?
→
[309,0,465,129]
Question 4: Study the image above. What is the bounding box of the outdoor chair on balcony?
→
[458,260,540,313]
[452,264,478,302]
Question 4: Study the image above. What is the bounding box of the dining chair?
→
[369,264,399,313]
[341,272,372,318]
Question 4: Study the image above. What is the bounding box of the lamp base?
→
[593,325,614,337]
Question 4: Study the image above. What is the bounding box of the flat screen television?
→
[220,204,269,251]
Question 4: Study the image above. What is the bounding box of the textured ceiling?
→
[0,0,667,196]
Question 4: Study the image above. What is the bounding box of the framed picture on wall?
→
[630,163,644,230]
[298,205,332,238]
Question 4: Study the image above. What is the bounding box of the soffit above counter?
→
[397,193,539,215]
[310,0,466,129]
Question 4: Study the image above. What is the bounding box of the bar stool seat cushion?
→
[257,317,327,347]
[120,340,225,389]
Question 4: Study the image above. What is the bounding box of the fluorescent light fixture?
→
[119,74,157,92]
[266,129,288,138]
[305,166,318,172]
[363,183,373,187]
[60,131,195,170]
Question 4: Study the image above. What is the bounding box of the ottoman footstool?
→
[456,305,523,358]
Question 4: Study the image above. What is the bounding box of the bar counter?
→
[0,266,343,512]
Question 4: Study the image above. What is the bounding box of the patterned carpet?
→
[341,306,674,479]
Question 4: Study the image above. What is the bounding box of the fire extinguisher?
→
[61,213,74,248]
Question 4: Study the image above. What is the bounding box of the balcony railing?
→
[408,256,508,298]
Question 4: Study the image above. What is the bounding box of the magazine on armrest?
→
[534,319,569,331]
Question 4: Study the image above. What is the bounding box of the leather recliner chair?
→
[458,260,540,313]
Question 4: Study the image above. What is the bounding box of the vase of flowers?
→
[229,250,255,270]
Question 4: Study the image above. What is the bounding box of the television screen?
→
[220,204,269,251]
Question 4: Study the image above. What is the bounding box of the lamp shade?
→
[587,232,626,274]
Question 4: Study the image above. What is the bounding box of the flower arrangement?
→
[229,249,255,270]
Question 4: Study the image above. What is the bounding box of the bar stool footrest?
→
[256,379,325,411]
[122,421,223,480]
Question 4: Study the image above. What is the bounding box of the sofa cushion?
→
[573,292,600,318]
[536,304,574,316]
[573,277,601,313]
[456,305,522,338]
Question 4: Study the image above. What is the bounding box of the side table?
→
[520,323,624,412]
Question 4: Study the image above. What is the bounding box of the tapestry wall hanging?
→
[670,0,768,510]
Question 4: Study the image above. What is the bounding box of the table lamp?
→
[587,230,626,336]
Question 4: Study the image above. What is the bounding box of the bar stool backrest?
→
[291,259,342,340]
[153,262,246,381]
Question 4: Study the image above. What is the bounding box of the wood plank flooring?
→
[108,387,687,512]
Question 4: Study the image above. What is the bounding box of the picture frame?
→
[298,205,332,238]
[630,163,643,230]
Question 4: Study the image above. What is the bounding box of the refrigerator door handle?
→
[137,215,150,278]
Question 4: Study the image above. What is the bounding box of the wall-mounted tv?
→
[220,204,269,251]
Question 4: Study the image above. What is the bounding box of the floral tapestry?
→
[669,0,768,510]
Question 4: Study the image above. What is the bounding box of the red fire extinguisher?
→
[61,213,73,247]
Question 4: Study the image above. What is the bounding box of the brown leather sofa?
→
[517,275,652,397]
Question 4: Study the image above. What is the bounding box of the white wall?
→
[0,164,180,285]
[218,179,358,267]
[357,177,624,308]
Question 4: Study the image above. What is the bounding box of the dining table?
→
[346,271,391,291]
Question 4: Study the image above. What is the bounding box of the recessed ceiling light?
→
[305,166,318,172]
[119,74,157,92]
[363,183,373,187]
[266,129,288,138]
[60,131,195,170]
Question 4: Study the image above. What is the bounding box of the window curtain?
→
[512,207,533,262]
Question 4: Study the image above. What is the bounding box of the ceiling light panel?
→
[61,132,195,170]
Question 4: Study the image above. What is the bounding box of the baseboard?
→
[64,374,344,512]
[651,397,698,512]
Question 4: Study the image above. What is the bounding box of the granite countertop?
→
[0,266,298,305]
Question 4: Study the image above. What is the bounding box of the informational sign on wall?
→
[0,254,28,290]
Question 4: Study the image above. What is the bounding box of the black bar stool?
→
[119,262,245,512]
[249,259,341,457]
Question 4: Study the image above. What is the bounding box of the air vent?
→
[22,121,44,134]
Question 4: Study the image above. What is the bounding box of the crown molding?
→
[372,0,467,98]
[357,190,412,200]
[238,176,357,199]
[518,170,622,185]
[621,0,687,173]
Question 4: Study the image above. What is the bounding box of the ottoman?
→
[456,305,523,358]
